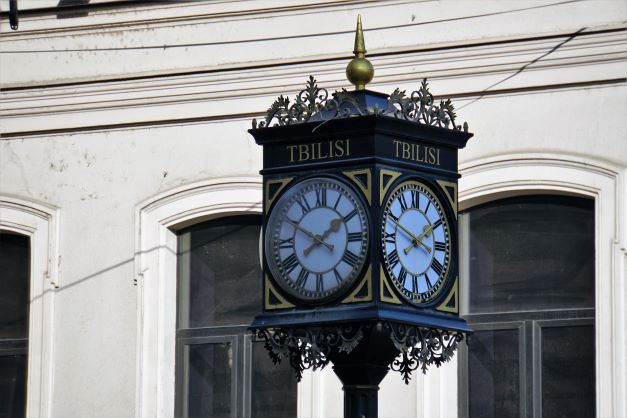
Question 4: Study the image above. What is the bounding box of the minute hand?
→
[389,217,423,244]
[285,219,334,251]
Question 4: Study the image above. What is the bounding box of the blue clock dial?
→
[265,177,369,302]
[381,180,451,305]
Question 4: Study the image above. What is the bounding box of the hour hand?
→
[403,224,433,255]
[303,218,342,256]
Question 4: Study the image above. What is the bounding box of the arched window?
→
[174,215,297,418]
[0,231,30,418]
[457,195,595,418]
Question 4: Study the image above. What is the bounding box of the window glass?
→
[251,341,298,418]
[459,195,595,418]
[0,233,30,339]
[468,329,520,418]
[185,342,232,418]
[467,196,594,313]
[175,216,297,417]
[541,325,595,418]
[178,216,262,328]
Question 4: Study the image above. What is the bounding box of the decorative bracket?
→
[253,321,465,384]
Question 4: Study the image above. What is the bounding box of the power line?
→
[0,0,582,53]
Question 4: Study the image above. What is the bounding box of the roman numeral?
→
[412,275,419,292]
[282,253,299,274]
[387,249,399,268]
[424,200,431,213]
[333,268,343,285]
[316,274,324,292]
[399,193,408,212]
[278,237,294,249]
[315,188,327,207]
[410,190,418,209]
[347,232,362,242]
[432,218,442,229]
[294,268,309,289]
[383,231,395,244]
[425,272,433,289]
[333,194,342,209]
[431,258,444,276]
[341,250,359,266]
[343,209,358,222]
[398,267,408,284]
[388,212,399,223]
[435,241,446,252]
[296,195,311,215]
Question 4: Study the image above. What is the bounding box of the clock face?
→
[265,177,369,302]
[381,180,452,305]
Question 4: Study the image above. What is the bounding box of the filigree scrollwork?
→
[253,324,366,381]
[385,323,464,384]
[252,77,468,131]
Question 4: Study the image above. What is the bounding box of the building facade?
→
[1,1,626,417]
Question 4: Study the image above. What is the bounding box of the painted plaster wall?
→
[1,1,626,417]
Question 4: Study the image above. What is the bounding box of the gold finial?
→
[346,15,374,90]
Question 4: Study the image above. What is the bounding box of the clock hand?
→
[404,224,434,255]
[303,218,342,256]
[285,219,334,251]
[389,217,423,244]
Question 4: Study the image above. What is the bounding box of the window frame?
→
[0,196,59,417]
[456,155,624,418]
[135,178,263,418]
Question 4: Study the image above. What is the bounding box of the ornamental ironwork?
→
[253,321,464,383]
[385,322,465,384]
[254,323,368,381]
[252,76,468,132]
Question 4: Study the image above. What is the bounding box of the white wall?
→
[1,1,625,417]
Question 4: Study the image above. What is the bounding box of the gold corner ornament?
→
[265,177,294,214]
[380,265,402,304]
[341,266,372,303]
[346,15,374,91]
[436,277,459,313]
[343,168,372,205]
[379,169,402,204]
[435,179,458,218]
[264,276,295,310]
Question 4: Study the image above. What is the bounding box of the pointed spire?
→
[346,15,374,90]
[353,15,366,57]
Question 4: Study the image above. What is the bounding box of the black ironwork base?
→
[252,321,466,418]
[343,385,378,418]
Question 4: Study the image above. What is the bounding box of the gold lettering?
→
[287,145,297,163]
[393,140,401,158]
[317,142,328,159]
[334,140,345,157]
[345,139,350,156]
[393,140,442,166]
[299,145,310,161]
[427,147,436,164]
[402,142,411,160]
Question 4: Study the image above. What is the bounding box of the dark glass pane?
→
[0,354,27,418]
[467,196,594,313]
[0,233,30,339]
[468,329,520,418]
[251,341,297,418]
[542,325,595,418]
[186,342,232,418]
[177,216,262,328]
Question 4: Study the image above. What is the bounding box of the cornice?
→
[0,27,624,136]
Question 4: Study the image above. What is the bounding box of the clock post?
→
[249,16,473,418]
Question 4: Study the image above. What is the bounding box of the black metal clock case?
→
[249,90,473,335]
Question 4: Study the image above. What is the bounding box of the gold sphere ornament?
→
[346,15,374,90]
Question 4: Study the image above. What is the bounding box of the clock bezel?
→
[264,175,371,305]
[380,178,456,307]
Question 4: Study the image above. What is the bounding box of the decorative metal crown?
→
[252,76,468,132]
